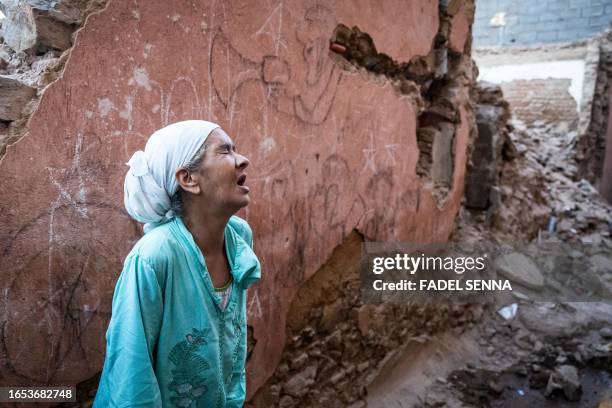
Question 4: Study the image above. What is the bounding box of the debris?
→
[544,365,582,402]
[329,42,346,54]
[497,303,518,320]
[600,327,612,339]
[547,216,558,233]
[0,75,36,120]
[282,365,318,398]
[495,252,544,289]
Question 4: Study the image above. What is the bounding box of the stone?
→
[289,352,308,370]
[545,365,582,402]
[0,75,36,120]
[278,395,296,408]
[534,340,544,353]
[282,365,317,398]
[1,0,75,53]
[488,379,504,395]
[356,304,386,336]
[600,327,612,339]
[330,369,345,384]
[495,252,545,289]
[591,254,612,273]
[320,299,344,332]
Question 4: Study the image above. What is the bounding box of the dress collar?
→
[171,216,261,289]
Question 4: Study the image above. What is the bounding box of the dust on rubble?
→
[367,113,612,406]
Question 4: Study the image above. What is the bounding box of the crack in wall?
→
[251,3,477,406]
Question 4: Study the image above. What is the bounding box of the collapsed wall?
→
[0,0,476,403]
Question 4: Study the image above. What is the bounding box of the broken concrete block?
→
[495,252,545,290]
[282,364,317,397]
[0,75,36,120]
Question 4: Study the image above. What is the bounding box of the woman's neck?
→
[183,207,230,256]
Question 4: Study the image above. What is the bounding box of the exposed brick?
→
[547,0,570,11]
[565,16,591,28]
[536,30,559,42]
[540,21,567,32]
[516,32,538,42]
[582,5,605,16]
[500,78,578,124]
[557,27,590,41]
[569,0,591,7]
[559,8,583,18]
[520,14,541,24]
[589,15,610,26]
[539,12,563,22]
[528,3,549,13]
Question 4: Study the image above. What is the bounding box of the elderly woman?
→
[94,120,261,407]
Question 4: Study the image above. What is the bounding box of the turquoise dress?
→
[94,216,261,408]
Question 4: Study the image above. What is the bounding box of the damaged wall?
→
[577,30,612,198]
[464,81,512,212]
[474,30,612,202]
[0,0,107,157]
[251,1,479,406]
[0,0,476,404]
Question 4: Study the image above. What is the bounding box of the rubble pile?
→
[494,119,612,243]
[251,232,485,408]
[418,301,612,407]
[0,0,107,156]
[458,82,612,244]
[435,82,612,407]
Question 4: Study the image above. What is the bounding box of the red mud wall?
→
[0,0,473,398]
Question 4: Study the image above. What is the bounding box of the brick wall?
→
[474,0,612,47]
[500,78,579,124]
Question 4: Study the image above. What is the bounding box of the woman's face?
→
[196,128,250,212]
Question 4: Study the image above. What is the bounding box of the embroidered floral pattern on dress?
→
[168,328,210,407]
[225,315,244,387]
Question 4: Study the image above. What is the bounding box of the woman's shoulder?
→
[126,221,181,267]
[228,215,253,247]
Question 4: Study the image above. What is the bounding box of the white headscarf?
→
[124,120,220,233]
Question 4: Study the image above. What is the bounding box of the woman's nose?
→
[235,153,249,169]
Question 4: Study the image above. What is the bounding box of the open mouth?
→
[237,174,247,186]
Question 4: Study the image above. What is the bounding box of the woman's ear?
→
[175,168,201,195]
